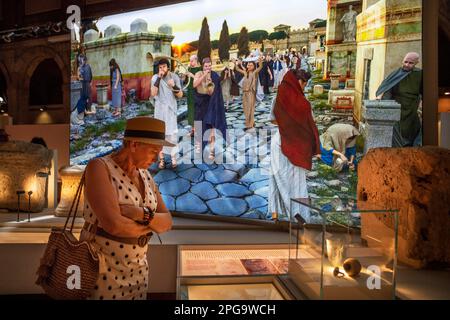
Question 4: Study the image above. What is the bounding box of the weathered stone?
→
[0,141,53,212]
[330,78,340,90]
[191,182,218,201]
[249,180,269,192]
[96,84,109,108]
[176,193,208,213]
[222,164,246,175]
[306,171,319,179]
[313,85,324,95]
[254,186,269,198]
[205,168,237,184]
[55,165,86,217]
[178,167,203,182]
[153,170,178,184]
[161,194,175,211]
[240,168,269,183]
[207,198,247,216]
[159,178,190,197]
[325,180,342,187]
[245,195,268,210]
[358,147,450,268]
[71,81,82,111]
[217,183,252,197]
[361,100,401,153]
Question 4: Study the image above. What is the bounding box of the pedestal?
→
[361,100,401,154]
[313,85,324,95]
[55,165,86,217]
[328,89,355,110]
[96,83,109,110]
[71,81,82,111]
[330,74,341,90]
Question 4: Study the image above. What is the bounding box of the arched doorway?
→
[29,59,63,106]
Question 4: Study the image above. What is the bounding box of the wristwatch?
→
[143,206,155,222]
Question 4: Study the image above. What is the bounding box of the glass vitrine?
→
[288,197,398,300]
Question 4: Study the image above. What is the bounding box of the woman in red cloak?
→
[268,69,321,221]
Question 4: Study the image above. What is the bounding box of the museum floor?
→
[0,210,449,300]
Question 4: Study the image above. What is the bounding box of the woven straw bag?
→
[36,174,99,299]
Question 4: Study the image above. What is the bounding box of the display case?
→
[176,244,296,300]
[288,197,398,300]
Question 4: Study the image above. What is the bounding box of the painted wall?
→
[84,32,173,102]
[354,0,422,121]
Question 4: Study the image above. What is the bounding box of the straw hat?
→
[123,117,174,147]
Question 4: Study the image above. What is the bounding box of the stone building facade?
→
[324,0,362,80]
[82,19,174,102]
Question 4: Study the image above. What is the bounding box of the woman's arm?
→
[255,60,264,73]
[85,159,153,238]
[235,64,246,75]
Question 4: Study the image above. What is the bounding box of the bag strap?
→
[63,173,85,233]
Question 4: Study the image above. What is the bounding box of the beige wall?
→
[84,35,172,80]
[5,124,70,171]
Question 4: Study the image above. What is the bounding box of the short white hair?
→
[190,55,198,61]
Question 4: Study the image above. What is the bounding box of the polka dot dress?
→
[83,156,158,300]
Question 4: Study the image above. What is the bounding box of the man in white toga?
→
[151,58,183,169]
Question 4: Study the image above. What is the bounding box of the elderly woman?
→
[268,69,320,221]
[81,117,173,300]
[319,123,360,172]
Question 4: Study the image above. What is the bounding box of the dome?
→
[158,24,172,35]
[104,24,122,38]
[130,18,148,33]
[83,29,99,43]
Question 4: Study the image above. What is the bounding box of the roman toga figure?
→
[376,52,423,147]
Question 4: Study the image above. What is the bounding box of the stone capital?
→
[362,99,401,124]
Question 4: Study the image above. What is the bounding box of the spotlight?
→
[445,92,450,96]
[0,97,4,103]
[39,106,47,112]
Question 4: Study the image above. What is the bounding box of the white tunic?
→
[267,100,310,221]
[151,73,180,133]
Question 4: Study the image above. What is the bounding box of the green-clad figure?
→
[376,52,423,147]
[186,55,202,135]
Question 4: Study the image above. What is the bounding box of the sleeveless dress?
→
[83,155,158,300]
